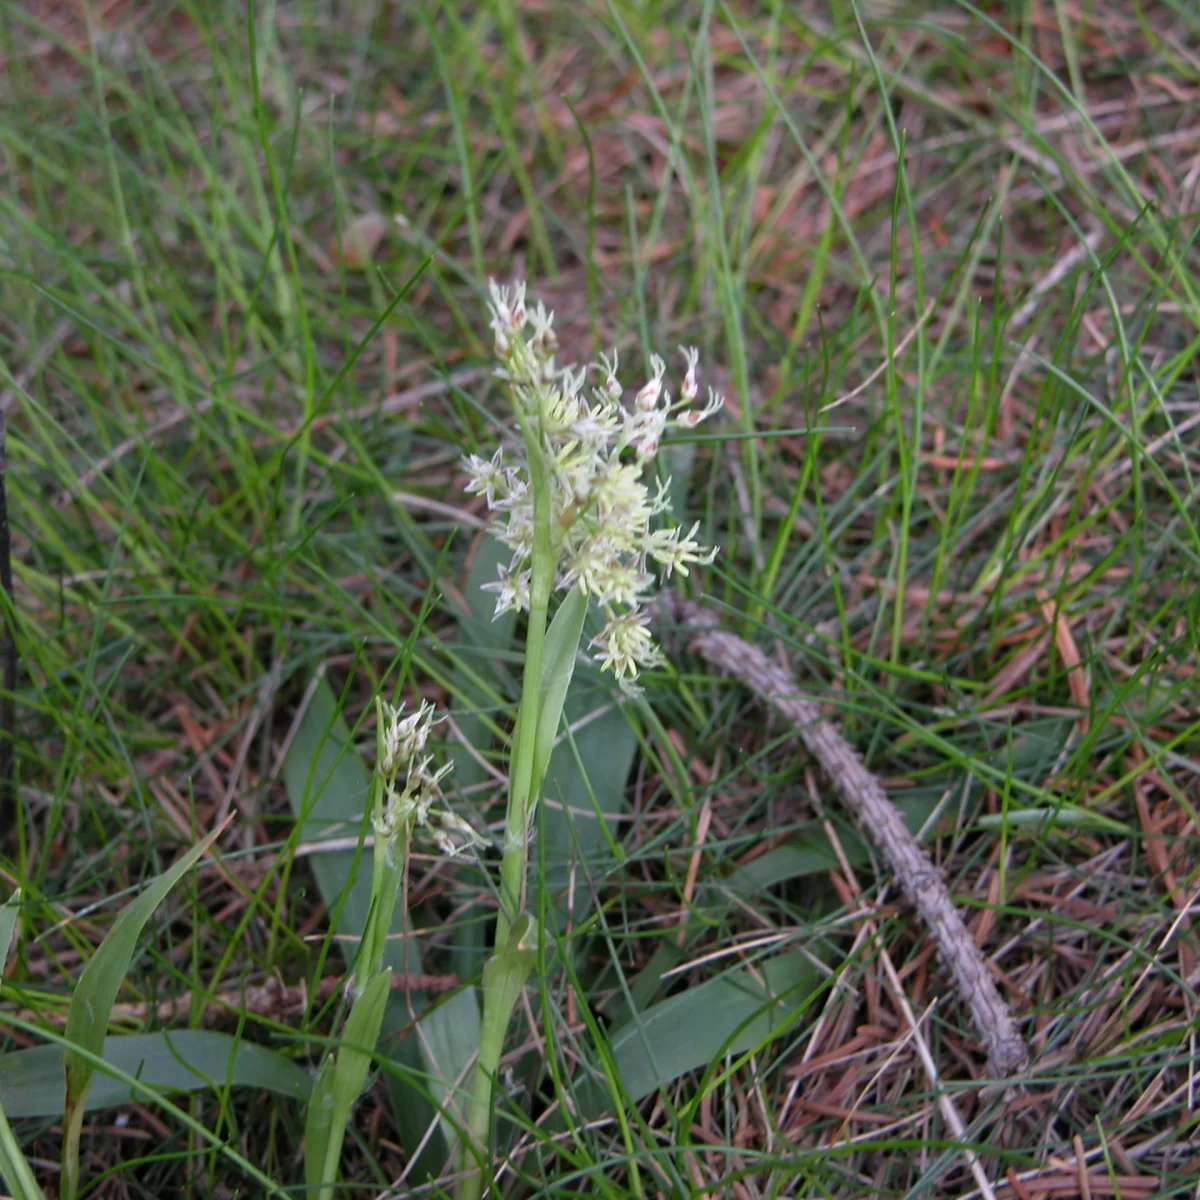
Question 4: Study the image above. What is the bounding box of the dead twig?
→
[662,595,1028,1077]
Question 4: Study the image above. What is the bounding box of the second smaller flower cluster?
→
[372,699,484,861]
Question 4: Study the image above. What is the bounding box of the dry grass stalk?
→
[663,594,1028,1077]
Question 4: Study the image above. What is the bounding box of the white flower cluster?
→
[464,281,722,684]
[373,700,484,860]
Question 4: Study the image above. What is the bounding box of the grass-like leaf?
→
[60,819,228,1200]
[0,1098,45,1200]
[0,890,19,974]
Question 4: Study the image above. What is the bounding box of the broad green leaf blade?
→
[599,941,682,1028]
[283,682,385,967]
[0,889,20,974]
[63,821,227,1109]
[578,950,818,1119]
[417,988,481,1169]
[720,835,841,897]
[538,680,637,933]
[532,585,588,787]
[0,1031,311,1117]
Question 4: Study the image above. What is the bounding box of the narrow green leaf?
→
[63,824,227,1106]
[976,806,1129,833]
[333,968,390,1114]
[532,585,588,788]
[0,889,20,974]
[0,1031,311,1118]
[303,1056,337,1192]
[0,1096,46,1200]
[317,968,391,1194]
[61,820,228,1198]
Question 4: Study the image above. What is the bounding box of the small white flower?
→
[624,405,668,463]
[379,714,403,781]
[645,521,718,578]
[487,279,527,355]
[592,608,663,679]
[680,346,700,401]
[428,811,488,859]
[528,301,557,362]
[599,349,622,399]
[571,396,621,445]
[373,699,452,853]
[481,561,532,617]
[634,353,666,411]
[462,447,509,508]
[375,782,412,841]
[378,699,437,779]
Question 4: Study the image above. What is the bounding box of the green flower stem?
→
[493,416,554,952]
[457,408,554,1200]
[359,746,406,994]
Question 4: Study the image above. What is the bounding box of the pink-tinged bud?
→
[678,409,702,428]
[680,346,700,401]
[494,329,511,357]
[634,379,660,410]
[606,376,621,399]
[635,354,666,411]
[510,298,526,330]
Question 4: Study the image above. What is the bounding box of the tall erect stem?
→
[458,402,554,1200]
[493,416,554,951]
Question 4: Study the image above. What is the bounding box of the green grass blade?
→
[0,1097,46,1200]
[0,889,19,973]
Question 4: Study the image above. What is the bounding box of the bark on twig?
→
[663,595,1028,1077]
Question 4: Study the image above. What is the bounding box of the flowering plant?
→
[303,282,722,1199]
[455,282,722,1198]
